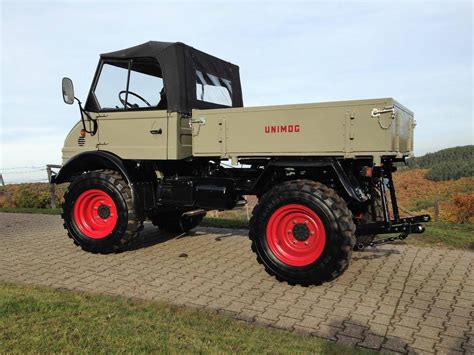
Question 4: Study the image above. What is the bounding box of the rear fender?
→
[253,158,367,203]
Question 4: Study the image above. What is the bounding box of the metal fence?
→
[0,164,62,208]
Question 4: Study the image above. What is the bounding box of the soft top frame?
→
[85,41,243,115]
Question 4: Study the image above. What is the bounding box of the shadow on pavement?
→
[352,247,401,261]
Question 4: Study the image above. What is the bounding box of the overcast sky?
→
[0,0,473,182]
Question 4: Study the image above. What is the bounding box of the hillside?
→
[393,169,473,223]
[404,145,474,181]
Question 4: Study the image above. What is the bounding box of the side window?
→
[94,63,128,110]
[196,70,232,106]
[127,63,164,108]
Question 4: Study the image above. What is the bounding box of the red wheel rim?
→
[266,204,326,267]
[73,189,118,239]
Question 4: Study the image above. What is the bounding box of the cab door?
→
[96,110,167,159]
[91,60,168,159]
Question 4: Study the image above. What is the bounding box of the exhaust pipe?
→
[182,209,207,217]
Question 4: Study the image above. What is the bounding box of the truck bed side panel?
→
[192,98,414,160]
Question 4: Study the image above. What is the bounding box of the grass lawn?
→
[0,207,62,215]
[1,208,472,250]
[409,222,474,250]
[0,282,370,354]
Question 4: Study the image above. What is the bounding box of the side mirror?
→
[62,77,75,105]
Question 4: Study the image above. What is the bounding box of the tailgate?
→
[392,101,415,156]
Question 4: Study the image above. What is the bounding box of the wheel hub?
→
[292,223,310,241]
[266,204,326,267]
[73,189,118,239]
[98,204,111,219]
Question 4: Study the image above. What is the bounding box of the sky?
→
[0,0,473,183]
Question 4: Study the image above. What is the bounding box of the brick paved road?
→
[1,213,473,354]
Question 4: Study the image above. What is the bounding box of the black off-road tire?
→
[152,211,205,233]
[249,180,356,286]
[355,190,384,247]
[62,169,142,253]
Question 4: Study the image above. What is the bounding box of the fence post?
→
[434,198,439,222]
[46,165,56,209]
[46,165,62,209]
[0,174,4,187]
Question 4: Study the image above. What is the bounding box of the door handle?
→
[150,129,162,135]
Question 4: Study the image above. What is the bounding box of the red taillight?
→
[80,129,86,138]
[361,166,373,177]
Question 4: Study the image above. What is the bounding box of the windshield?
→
[93,60,165,111]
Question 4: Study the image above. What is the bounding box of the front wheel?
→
[62,170,142,253]
[249,180,356,286]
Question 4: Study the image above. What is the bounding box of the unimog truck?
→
[54,41,430,285]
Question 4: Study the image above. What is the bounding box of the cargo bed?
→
[191,98,414,165]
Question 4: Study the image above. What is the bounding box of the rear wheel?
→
[249,180,356,286]
[152,210,205,233]
[62,170,142,253]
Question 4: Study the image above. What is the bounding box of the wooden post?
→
[46,165,62,209]
[46,166,56,209]
[434,198,439,222]
[0,174,4,187]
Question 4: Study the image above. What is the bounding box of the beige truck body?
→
[63,97,414,166]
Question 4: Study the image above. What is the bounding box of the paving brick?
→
[410,335,437,352]
[283,306,306,320]
[312,324,339,341]
[336,334,360,347]
[422,315,446,329]
[416,325,441,340]
[389,325,416,342]
[395,316,421,330]
[357,333,384,350]
[438,335,465,351]
[339,323,366,339]
[383,336,408,353]
[273,315,297,330]
[299,315,324,331]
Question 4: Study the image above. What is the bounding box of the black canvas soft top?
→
[85,41,243,114]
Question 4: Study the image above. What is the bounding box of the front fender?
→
[52,151,132,185]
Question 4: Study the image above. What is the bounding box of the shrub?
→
[452,193,474,224]
[14,188,51,208]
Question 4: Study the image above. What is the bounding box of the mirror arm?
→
[75,97,98,137]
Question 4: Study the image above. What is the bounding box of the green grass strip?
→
[0,282,372,354]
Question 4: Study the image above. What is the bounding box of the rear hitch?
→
[356,214,430,236]
[355,233,409,250]
[355,214,431,250]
